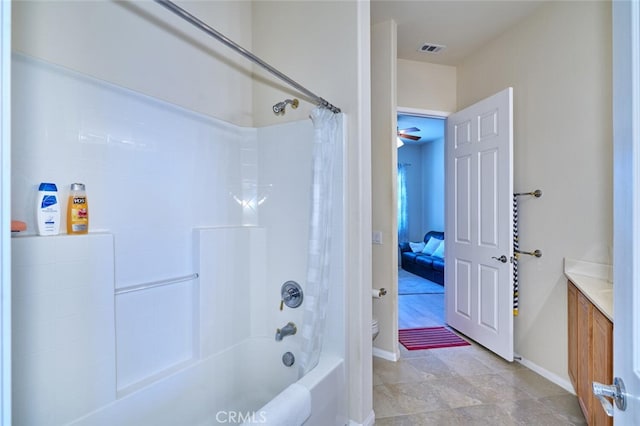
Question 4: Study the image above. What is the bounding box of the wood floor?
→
[398,294,444,329]
[398,269,444,329]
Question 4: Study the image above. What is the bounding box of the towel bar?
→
[514,189,542,198]
[515,249,542,258]
[115,273,199,295]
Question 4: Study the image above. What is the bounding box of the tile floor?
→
[372,270,587,425]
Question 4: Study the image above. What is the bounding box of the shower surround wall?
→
[11,54,345,424]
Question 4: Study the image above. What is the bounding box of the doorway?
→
[396,111,446,329]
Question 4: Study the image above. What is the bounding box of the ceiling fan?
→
[397,126,421,141]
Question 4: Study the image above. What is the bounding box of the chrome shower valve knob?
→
[281,280,303,309]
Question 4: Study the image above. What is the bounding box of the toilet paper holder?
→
[372,288,387,298]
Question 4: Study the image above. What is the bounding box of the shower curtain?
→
[299,107,339,376]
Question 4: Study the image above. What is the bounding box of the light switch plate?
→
[372,231,383,245]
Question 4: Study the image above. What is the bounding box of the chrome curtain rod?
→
[154,0,341,114]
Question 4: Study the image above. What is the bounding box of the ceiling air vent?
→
[418,43,446,54]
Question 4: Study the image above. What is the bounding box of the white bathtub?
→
[70,338,345,426]
[246,352,346,426]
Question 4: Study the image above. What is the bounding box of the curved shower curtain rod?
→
[154,0,342,114]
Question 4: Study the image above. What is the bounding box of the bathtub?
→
[70,338,345,426]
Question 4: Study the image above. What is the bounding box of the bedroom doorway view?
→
[397,113,446,329]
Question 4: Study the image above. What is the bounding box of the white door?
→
[445,88,514,362]
[608,0,640,423]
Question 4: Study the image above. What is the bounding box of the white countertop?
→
[564,258,613,322]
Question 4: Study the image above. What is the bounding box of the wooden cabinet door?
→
[577,291,593,418]
[568,282,578,387]
[568,280,614,425]
[591,308,613,426]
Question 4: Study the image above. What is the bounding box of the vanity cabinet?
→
[591,304,613,425]
[567,280,613,426]
[568,283,578,385]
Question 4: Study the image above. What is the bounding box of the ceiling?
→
[371,0,544,66]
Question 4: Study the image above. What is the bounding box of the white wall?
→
[457,0,612,382]
[12,0,254,126]
[251,1,361,128]
[371,20,399,364]
[397,59,456,112]
[421,137,445,234]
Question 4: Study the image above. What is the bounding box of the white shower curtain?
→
[299,107,339,376]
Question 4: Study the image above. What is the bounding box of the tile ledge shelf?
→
[564,258,613,322]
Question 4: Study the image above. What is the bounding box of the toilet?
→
[372,318,379,341]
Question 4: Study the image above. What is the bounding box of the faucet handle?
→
[281,281,303,309]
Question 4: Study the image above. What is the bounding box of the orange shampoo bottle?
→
[67,183,89,234]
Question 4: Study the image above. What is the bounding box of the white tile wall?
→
[257,118,346,357]
[256,121,313,286]
[11,54,259,398]
[194,227,267,358]
[12,233,116,425]
[115,279,196,392]
[11,53,254,287]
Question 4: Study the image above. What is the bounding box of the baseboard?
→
[515,352,576,395]
[349,410,375,426]
[372,346,399,361]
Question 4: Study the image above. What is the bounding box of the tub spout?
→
[275,322,297,341]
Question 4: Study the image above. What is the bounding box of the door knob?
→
[491,255,508,263]
[593,377,627,417]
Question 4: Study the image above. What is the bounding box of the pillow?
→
[409,242,425,253]
[421,237,442,255]
[432,240,445,259]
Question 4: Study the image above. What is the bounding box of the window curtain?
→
[398,163,408,243]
